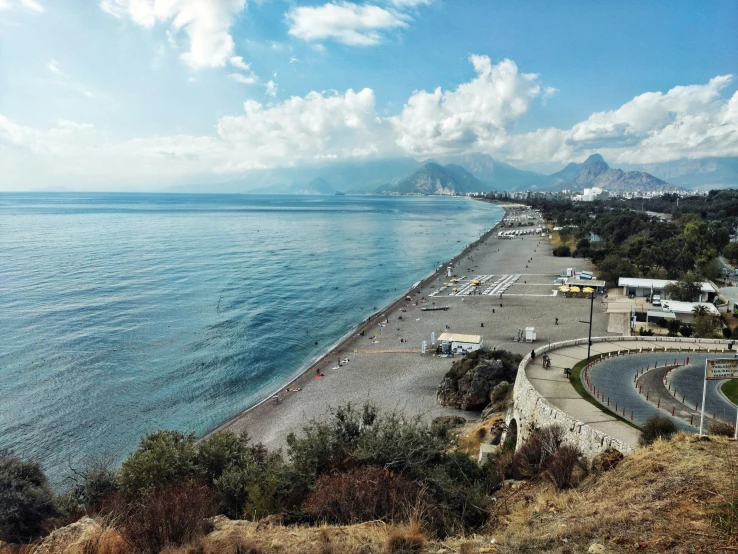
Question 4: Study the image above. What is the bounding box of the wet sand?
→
[211,202,612,450]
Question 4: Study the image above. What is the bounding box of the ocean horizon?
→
[0,192,503,485]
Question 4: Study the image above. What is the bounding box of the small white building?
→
[660,301,720,324]
[438,332,483,354]
[618,277,718,303]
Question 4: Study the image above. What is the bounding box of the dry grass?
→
[457,414,504,456]
[489,433,738,553]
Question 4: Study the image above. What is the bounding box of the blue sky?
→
[1,0,737,190]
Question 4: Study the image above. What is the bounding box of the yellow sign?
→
[706,358,738,380]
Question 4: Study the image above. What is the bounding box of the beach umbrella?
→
[569,286,581,293]
[583,286,595,294]
[558,286,570,292]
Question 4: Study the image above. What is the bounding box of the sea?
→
[0,193,503,485]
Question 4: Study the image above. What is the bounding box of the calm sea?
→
[0,193,502,484]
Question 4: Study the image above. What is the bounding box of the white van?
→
[652,295,661,306]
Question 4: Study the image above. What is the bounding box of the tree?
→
[119,431,199,496]
[665,276,702,302]
[692,305,709,317]
[724,242,738,266]
[699,258,723,281]
[693,314,719,339]
[0,452,57,543]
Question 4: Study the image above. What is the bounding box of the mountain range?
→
[171,153,737,195]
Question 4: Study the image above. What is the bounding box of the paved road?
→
[586,349,737,431]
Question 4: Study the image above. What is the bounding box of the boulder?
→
[437,359,506,410]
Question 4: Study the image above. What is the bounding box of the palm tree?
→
[692,305,709,317]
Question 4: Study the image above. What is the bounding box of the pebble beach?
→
[214,202,612,450]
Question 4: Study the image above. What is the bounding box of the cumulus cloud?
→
[215,87,390,169]
[286,2,410,46]
[229,55,251,71]
[3,55,738,189]
[392,56,541,156]
[100,0,246,69]
[505,74,738,166]
[0,0,44,13]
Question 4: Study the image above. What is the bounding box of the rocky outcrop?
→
[30,517,126,554]
[438,359,509,411]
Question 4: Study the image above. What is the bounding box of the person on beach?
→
[531,350,536,360]
[555,317,559,325]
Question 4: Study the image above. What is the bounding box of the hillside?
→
[24,434,738,553]
[385,162,486,194]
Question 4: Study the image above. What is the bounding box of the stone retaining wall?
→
[507,336,732,458]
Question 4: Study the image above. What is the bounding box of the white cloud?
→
[215,88,389,169]
[0,0,43,13]
[389,0,430,7]
[392,56,541,156]
[229,72,258,85]
[229,55,251,71]
[100,0,246,69]
[505,74,738,166]
[289,56,299,64]
[286,2,410,46]
[265,79,278,97]
[46,59,62,75]
[3,55,738,189]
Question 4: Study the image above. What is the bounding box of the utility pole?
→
[579,290,596,361]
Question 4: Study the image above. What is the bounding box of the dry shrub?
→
[116,482,217,554]
[709,421,736,437]
[543,445,587,489]
[639,415,677,446]
[302,466,423,525]
[75,525,128,554]
[385,523,424,554]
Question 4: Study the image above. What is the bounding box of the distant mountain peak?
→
[584,153,606,165]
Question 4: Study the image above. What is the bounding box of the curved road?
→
[586,351,737,431]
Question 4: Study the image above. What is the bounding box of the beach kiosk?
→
[438,332,483,355]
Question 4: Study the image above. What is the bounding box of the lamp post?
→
[579,290,596,361]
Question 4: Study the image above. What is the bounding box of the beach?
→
[213,202,613,450]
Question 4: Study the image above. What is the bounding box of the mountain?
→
[622,157,738,189]
[384,162,485,194]
[170,158,423,194]
[544,153,682,193]
[442,153,544,191]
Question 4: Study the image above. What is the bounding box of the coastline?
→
[205,200,508,440]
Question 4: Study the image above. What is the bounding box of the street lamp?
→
[579,290,596,361]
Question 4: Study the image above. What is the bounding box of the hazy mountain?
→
[171,158,423,194]
[383,162,485,194]
[442,153,544,191]
[544,153,682,193]
[623,157,738,189]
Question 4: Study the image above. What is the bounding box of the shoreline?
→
[206,200,507,439]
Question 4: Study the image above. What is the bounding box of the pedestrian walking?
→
[531,349,536,360]
[555,317,559,325]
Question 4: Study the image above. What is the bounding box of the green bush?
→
[553,245,571,257]
[0,451,57,543]
[639,415,678,446]
[118,430,199,496]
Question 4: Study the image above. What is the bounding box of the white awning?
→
[647,310,676,319]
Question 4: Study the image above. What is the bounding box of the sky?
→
[0,0,737,190]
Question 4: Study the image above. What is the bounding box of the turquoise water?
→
[0,193,502,483]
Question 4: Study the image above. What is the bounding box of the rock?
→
[588,544,607,554]
[431,415,467,436]
[437,359,506,410]
[591,448,624,472]
[31,517,126,554]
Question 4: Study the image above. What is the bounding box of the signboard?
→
[706,358,738,380]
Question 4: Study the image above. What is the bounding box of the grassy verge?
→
[569,354,642,431]
[721,379,738,405]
